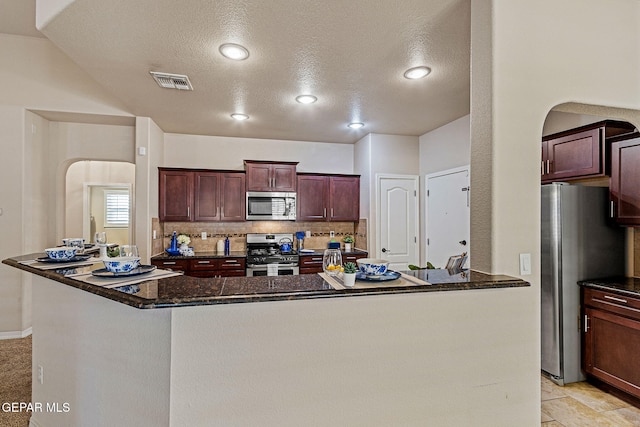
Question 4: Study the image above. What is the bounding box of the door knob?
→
[459,240,467,246]
[381,248,388,253]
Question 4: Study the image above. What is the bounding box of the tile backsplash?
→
[153,219,368,256]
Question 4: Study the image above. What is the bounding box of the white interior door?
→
[425,166,470,269]
[377,175,419,271]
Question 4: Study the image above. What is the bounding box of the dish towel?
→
[267,263,279,276]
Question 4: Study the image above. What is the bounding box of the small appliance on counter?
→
[246,233,299,276]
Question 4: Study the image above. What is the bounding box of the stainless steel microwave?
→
[246,192,297,221]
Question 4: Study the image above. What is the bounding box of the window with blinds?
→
[104,190,130,227]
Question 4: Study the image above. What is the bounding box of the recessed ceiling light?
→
[348,122,364,129]
[403,66,431,79]
[219,43,250,60]
[231,113,249,121]
[295,95,317,104]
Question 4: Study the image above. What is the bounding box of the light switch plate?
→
[519,253,531,275]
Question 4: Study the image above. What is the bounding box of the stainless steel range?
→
[246,233,299,276]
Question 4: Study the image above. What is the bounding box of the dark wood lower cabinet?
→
[151,257,245,277]
[582,287,640,400]
[299,252,368,274]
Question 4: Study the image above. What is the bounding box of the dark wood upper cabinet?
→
[244,160,297,192]
[159,168,245,222]
[220,172,246,221]
[610,135,640,225]
[194,172,220,221]
[541,120,635,183]
[297,174,360,222]
[297,175,328,220]
[329,176,360,221]
[159,169,193,221]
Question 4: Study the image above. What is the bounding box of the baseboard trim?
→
[0,327,32,340]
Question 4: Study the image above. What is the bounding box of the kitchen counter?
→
[4,252,535,426]
[298,248,369,256]
[151,250,247,260]
[578,276,640,297]
[3,253,527,309]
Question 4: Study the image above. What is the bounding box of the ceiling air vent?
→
[149,72,193,91]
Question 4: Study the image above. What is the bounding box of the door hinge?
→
[414,190,417,197]
[414,236,417,243]
[427,238,429,245]
[427,190,429,197]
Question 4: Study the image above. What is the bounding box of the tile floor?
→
[541,375,640,426]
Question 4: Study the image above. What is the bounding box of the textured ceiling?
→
[9,0,471,143]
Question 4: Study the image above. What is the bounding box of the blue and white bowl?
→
[356,258,390,276]
[45,246,78,261]
[103,257,141,274]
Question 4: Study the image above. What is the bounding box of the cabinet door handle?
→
[225,260,238,263]
[323,208,327,218]
[604,294,627,304]
[187,206,190,217]
[584,314,589,332]
[610,200,615,218]
[197,261,211,264]
[546,159,551,174]
[541,160,544,175]
[331,208,334,218]
[163,261,176,265]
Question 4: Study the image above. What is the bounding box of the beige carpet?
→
[0,335,32,427]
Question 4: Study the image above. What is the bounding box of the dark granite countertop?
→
[3,254,529,309]
[299,249,369,256]
[151,251,246,260]
[578,276,640,297]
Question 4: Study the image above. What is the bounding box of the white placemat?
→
[66,268,183,289]
[19,257,102,270]
[319,272,430,290]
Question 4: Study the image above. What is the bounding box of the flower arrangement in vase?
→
[343,261,358,287]
[177,234,193,256]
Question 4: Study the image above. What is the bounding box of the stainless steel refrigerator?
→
[541,183,626,385]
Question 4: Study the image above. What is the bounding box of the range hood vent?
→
[149,72,193,91]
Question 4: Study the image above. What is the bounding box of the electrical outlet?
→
[37,365,44,384]
[202,231,207,240]
[153,230,157,239]
[330,231,335,238]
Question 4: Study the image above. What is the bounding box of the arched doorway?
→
[65,160,135,246]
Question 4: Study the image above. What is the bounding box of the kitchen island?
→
[3,254,535,426]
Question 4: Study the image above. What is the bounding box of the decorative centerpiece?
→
[343,235,354,252]
[177,234,194,256]
[343,262,357,287]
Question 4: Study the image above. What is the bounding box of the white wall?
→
[164,133,354,174]
[470,0,640,423]
[418,114,471,266]
[0,33,132,335]
[419,114,470,175]
[542,110,608,137]
[354,134,419,257]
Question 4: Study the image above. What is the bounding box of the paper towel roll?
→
[216,239,225,254]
